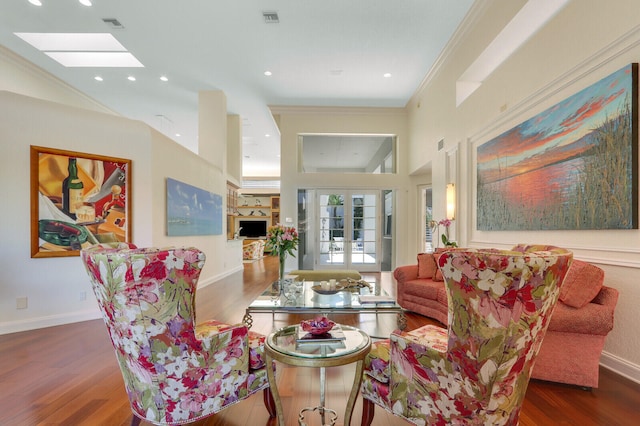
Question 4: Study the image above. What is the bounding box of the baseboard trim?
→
[0,309,102,335]
[197,265,243,289]
[600,350,640,385]
[0,265,244,336]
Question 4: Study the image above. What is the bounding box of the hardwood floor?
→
[1,255,639,425]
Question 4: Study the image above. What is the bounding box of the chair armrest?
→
[388,331,456,419]
[592,285,619,308]
[394,265,419,306]
[195,321,250,372]
[393,265,419,283]
[389,328,449,388]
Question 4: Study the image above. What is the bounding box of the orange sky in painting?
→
[477,65,633,184]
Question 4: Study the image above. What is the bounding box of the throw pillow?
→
[432,249,447,282]
[417,253,437,279]
[559,259,604,308]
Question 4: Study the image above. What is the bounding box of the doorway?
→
[317,190,380,271]
[420,186,434,253]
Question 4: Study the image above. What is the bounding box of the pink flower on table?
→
[266,224,300,258]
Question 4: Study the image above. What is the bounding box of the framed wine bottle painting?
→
[30,146,132,258]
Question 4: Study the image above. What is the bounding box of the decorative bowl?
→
[300,316,335,335]
[311,283,344,295]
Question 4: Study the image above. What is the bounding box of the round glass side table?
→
[265,324,371,426]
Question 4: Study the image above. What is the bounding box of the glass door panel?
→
[317,190,380,271]
[319,193,345,266]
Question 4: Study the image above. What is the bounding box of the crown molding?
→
[469,23,640,145]
[269,105,407,116]
[410,0,493,104]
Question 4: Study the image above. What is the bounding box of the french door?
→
[317,190,380,272]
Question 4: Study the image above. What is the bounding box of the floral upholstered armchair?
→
[361,246,573,426]
[81,244,276,426]
[243,240,265,260]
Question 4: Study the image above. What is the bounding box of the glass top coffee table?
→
[265,323,371,426]
[243,279,406,336]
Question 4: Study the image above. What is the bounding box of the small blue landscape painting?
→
[166,178,222,236]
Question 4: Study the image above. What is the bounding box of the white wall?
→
[0,54,240,335]
[273,106,411,271]
[406,0,640,381]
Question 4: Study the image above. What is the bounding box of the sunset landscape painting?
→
[477,63,637,231]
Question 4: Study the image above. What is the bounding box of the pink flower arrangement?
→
[266,224,299,258]
[433,218,457,248]
[438,218,452,228]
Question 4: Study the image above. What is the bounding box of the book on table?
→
[358,295,396,304]
[296,324,346,343]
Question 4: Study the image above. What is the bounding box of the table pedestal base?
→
[298,406,338,426]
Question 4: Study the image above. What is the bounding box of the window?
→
[299,134,396,174]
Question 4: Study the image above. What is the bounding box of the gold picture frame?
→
[30,146,132,258]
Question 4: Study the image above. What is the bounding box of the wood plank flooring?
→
[1,255,639,425]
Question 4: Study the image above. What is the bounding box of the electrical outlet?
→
[16,297,28,309]
[79,291,87,301]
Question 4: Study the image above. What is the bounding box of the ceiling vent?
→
[102,18,124,29]
[262,11,279,23]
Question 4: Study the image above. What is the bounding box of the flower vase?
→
[279,254,286,282]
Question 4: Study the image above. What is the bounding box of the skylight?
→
[14,32,144,68]
[15,33,125,51]
[44,52,143,67]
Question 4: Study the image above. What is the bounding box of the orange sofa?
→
[395,249,618,389]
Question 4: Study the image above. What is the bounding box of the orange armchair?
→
[361,246,572,425]
[81,243,275,425]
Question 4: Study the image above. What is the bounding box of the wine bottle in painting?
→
[62,157,84,219]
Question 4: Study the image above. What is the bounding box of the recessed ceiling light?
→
[265,134,270,138]
[264,71,272,76]
[383,73,392,78]
[78,0,92,6]
[160,75,168,82]
[28,0,42,6]
[127,75,136,81]
[94,75,103,81]
[175,133,181,137]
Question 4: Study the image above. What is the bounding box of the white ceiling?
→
[0,0,475,177]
